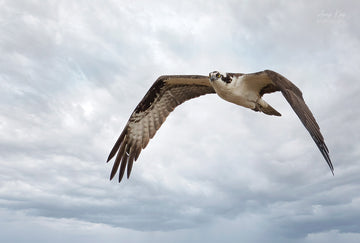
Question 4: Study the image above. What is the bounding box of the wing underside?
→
[107,75,215,182]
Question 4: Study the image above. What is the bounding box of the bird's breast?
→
[211,77,258,109]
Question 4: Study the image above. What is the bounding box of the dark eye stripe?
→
[221,75,231,83]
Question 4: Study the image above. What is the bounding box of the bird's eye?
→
[216,73,221,78]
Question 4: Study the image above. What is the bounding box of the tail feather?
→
[255,99,281,116]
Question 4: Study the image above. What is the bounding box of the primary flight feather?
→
[107,70,333,182]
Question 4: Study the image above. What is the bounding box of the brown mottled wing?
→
[262,70,334,174]
[107,75,215,182]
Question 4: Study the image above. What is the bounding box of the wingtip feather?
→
[107,127,128,162]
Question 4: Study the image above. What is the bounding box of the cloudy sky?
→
[1,0,360,242]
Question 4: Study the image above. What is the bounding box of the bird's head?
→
[209,71,232,84]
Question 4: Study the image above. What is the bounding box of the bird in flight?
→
[107,70,333,182]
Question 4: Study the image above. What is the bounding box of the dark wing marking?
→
[263,70,333,174]
[107,75,215,182]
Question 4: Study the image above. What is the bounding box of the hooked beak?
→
[209,73,217,82]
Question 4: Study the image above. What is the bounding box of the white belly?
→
[211,76,259,109]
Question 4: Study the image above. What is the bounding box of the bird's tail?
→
[254,98,281,116]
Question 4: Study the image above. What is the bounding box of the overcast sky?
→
[1,0,360,242]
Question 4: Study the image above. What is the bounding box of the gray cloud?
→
[1,0,360,242]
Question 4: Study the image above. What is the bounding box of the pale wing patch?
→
[242,71,274,95]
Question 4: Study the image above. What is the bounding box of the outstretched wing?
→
[107,75,215,182]
[242,70,334,174]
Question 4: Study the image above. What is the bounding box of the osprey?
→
[107,70,333,182]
